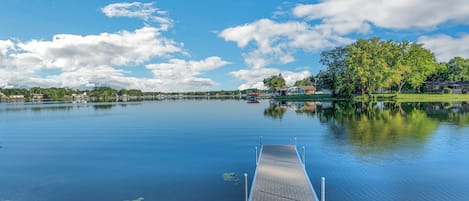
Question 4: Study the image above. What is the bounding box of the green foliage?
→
[447,57,469,81]
[319,38,440,97]
[263,74,286,90]
[318,46,354,97]
[294,76,315,86]
[90,87,118,99]
[118,89,143,96]
[395,42,438,92]
[263,103,287,120]
[443,87,452,94]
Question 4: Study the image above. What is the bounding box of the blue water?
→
[0,100,468,201]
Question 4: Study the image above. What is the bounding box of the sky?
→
[0,0,468,92]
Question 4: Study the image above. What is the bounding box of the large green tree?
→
[263,74,286,90]
[447,57,469,81]
[319,46,354,96]
[395,42,438,92]
[345,38,397,95]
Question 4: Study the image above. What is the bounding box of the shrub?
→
[443,88,452,94]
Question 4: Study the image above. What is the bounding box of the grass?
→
[275,93,469,102]
[355,93,469,102]
[274,94,336,101]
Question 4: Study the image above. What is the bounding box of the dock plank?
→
[250,145,318,201]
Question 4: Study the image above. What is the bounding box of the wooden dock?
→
[249,145,319,201]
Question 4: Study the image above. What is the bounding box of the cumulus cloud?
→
[145,56,230,91]
[418,34,469,62]
[230,67,310,90]
[101,2,172,30]
[12,27,181,70]
[0,2,233,92]
[293,0,469,32]
[0,26,230,91]
[219,19,350,68]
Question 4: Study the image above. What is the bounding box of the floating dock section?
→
[249,145,319,201]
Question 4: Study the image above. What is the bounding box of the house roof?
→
[300,86,316,90]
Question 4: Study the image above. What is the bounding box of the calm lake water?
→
[1,100,468,201]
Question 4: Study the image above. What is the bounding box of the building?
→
[0,92,7,99]
[32,94,44,99]
[301,86,316,95]
[274,87,288,96]
[425,81,469,93]
[287,87,305,95]
[9,95,25,99]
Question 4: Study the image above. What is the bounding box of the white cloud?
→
[146,57,230,91]
[10,27,181,71]
[219,18,351,68]
[418,34,469,62]
[101,2,172,30]
[0,3,232,92]
[0,40,14,56]
[230,67,310,90]
[293,0,469,32]
[0,27,231,91]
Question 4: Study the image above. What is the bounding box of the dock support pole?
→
[255,146,258,165]
[302,146,305,167]
[321,177,325,201]
[294,137,297,146]
[244,173,248,201]
[259,136,263,147]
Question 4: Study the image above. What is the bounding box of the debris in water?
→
[124,197,144,201]
[223,172,240,185]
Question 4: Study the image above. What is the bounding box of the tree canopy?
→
[263,74,286,90]
[319,38,441,96]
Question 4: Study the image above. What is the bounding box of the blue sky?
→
[0,0,468,91]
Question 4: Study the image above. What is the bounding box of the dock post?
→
[255,146,258,165]
[294,137,297,146]
[321,177,325,201]
[259,136,263,147]
[302,146,305,167]
[244,173,248,201]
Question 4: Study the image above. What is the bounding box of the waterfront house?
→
[32,94,44,100]
[300,86,316,95]
[0,92,7,99]
[425,81,469,93]
[287,87,305,95]
[275,87,288,96]
[9,95,25,99]
[71,92,89,101]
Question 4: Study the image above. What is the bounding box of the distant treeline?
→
[0,87,267,100]
[0,87,144,100]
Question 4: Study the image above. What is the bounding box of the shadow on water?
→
[265,101,469,155]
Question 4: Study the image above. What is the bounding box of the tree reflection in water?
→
[265,101,469,155]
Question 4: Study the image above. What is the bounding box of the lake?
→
[1,100,468,201]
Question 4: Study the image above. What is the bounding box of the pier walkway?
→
[249,145,319,201]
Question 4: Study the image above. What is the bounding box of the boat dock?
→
[248,145,320,201]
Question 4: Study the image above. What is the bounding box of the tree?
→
[447,57,469,81]
[263,74,286,90]
[395,42,438,92]
[319,46,354,96]
[345,38,397,95]
[294,76,315,87]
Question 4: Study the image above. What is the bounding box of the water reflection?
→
[264,102,287,120]
[0,102,141,113]
[93,104,115,110]
[265,101,469,154]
